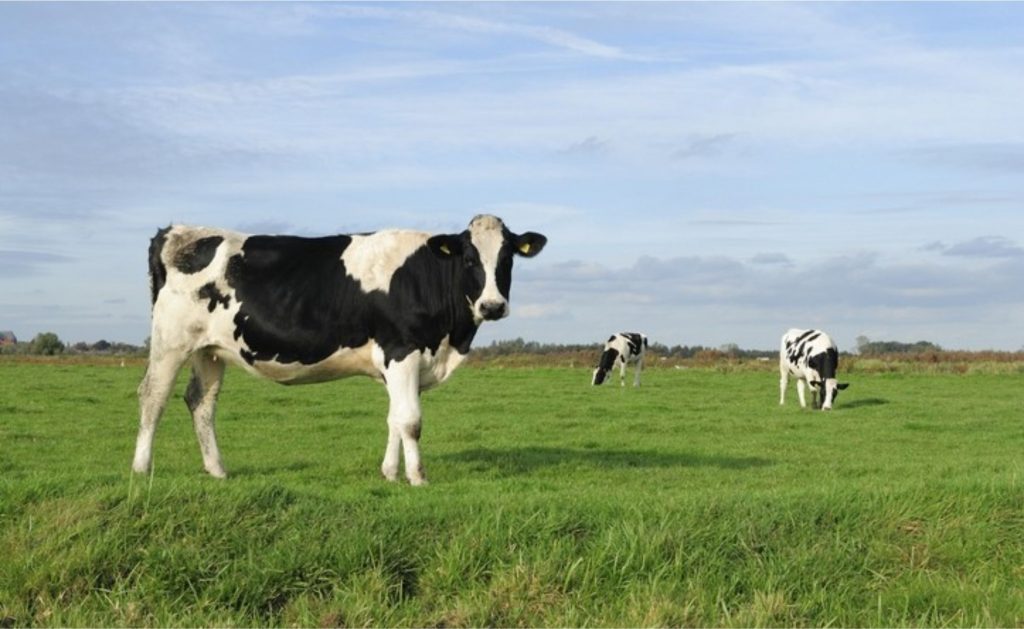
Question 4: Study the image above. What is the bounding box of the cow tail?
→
[149,226,172,305]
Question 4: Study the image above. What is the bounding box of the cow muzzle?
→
[478,300,508,321]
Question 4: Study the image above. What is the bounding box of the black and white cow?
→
[779,328,849,410]
[591,332,648,387]
[132,215,546,485]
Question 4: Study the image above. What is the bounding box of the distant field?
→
[1,359,1023,627]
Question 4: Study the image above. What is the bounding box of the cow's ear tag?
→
[440,244,452,255]
[518,242,531,255]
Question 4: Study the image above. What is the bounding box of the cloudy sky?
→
[2,2,1023,351]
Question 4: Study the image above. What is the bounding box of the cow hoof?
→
[381,467,400,482]
[409,476,429,487]
[206,467,228,479]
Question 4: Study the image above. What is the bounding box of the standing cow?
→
[132,215,546,485]
[779,328,849,410]
[592,332,648,387]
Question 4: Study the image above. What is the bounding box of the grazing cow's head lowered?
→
[133,214,547,486]
[779,328,850,411]
[427,215,547,323]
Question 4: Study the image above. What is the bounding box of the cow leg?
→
[779,367,788,405]
[796,378,808,408]
[184,350,227,478]
[132,350,188,475]
[381,355,427,486]
[619,359,627,387]
[633,356,644,387]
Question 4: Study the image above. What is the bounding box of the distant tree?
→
[30,332,65,355]
[92,339,112,352]
[719,343,740,357]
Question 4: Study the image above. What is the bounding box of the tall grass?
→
[1,360,1023,626]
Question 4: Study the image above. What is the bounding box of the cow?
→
[591,332,648,387]
[779,328,849,410]
[131,214,546,485]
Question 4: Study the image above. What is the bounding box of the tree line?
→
[0,331,1001,358]
[0,332,147,356]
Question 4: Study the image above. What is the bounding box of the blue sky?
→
[2,2,1023,351]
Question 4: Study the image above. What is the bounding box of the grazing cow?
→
[779,328,849,410]
[132,215,546,485]
[592,332,648,387]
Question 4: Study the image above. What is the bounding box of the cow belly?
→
[215,343,380,385]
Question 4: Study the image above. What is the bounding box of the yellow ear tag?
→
[519,242,531,254]
[440,244,451,255]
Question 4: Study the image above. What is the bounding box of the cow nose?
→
[479,301,507,320]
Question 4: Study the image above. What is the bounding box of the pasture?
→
[1,358,1023,627]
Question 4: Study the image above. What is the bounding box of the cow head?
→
[427,215,547,323]
[807,349,849,410]
[813,378,850,410]
[591,348,619,386]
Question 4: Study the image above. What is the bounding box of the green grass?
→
[1,360,1023,626]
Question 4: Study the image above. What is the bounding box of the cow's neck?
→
[444,269,480,356]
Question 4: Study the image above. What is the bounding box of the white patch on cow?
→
[468,214,508,322]
[341,230,430,294]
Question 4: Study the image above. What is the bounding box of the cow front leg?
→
[381,355,427,486]
[184,350,227,478]
[779,369,789,405]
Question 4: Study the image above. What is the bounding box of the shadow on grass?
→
[840,397,889,409]
[442,446,772,476]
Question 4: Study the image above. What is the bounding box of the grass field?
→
[1,358,1023,626]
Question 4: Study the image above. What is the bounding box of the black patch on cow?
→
[792,331,821,362]
[807,347,838,380]
[174,236,223,274]
[598,348,620,371]
[224,233,483,368]
[148,226,171,305]
[197,282,231,312]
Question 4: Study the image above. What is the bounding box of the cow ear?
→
[514,232,547,257]
[837,382,850,390]
[427,234,464,258]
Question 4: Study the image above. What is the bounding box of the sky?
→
[2,2,1023,351]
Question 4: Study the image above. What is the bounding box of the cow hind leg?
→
[380,356,427,486]
[796,379,808,408]
[132,351,188,475]
[633,357,644,387]
[185,350,227,478]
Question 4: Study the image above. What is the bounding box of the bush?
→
[30,332,65,356]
